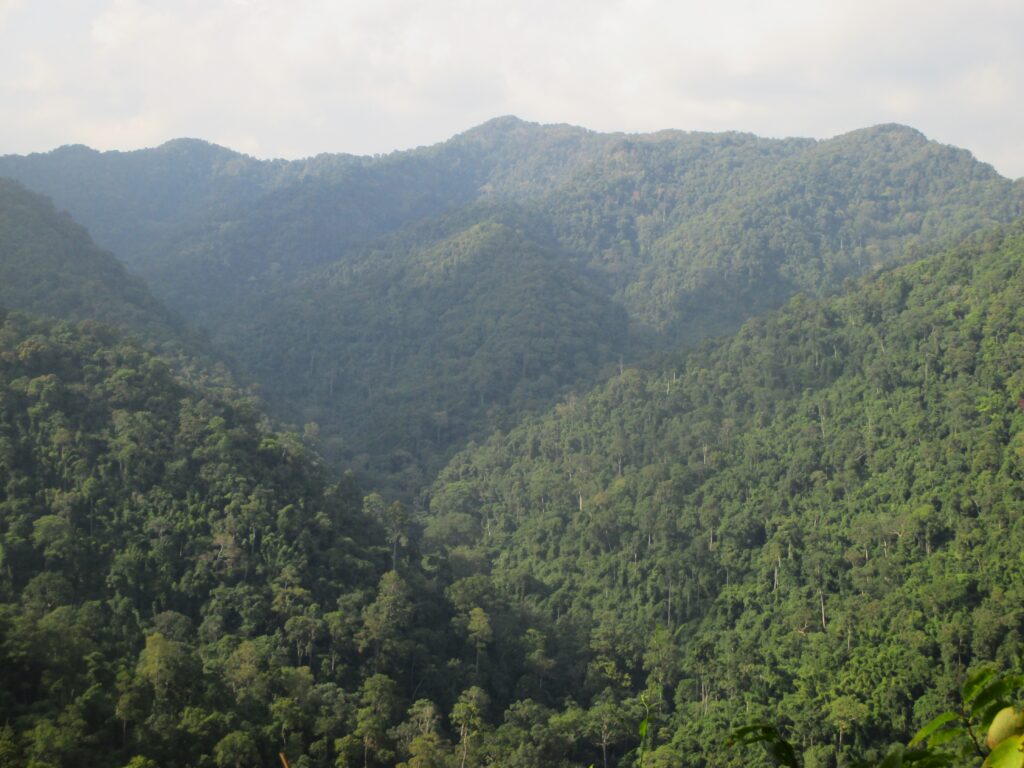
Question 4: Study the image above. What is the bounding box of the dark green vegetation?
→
[0,309,645,768]
[0,179,184,350]
[248,212,629,491]
[422,222,1024,766]
[0,311,375,766]
[2,118,1024,767]
[734,668,1024,766]
[0,179,235,394]
[4,119,1021,492]
[4,215,1024,768]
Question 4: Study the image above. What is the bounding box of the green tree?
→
[213,731,260,768]
[353,674,399,768]
[451,686,489,768]
[466,607,493,673]
[357,571,413,669]
[586,689,629,768]
[135,632,195,709]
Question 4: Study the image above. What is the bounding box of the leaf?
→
[902,748,954,767]
[965,668,999,705]
[984,735,1024,768]
[730,723,779,745]
[910,712,959,746]
[927,726,966,749]
[767,740,800,768]
[972,678,1024,720]
[729,723,799,767]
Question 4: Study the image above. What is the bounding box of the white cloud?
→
[0,0,1022,176]
[0,0,24,25]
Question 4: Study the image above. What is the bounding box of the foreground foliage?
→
[735,668,1024,767]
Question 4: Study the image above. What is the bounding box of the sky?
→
[1,0,1022,177]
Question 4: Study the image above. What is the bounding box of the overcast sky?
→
[2,0,1022,177]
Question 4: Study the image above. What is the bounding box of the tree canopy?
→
[2,119,1024,766]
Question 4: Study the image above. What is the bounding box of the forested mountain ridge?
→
[423,220,1024,766]
[0,310,387,767]
[235,209,631,493]
[234,123,1022,493]
[3,120,1021,493]
[0,178,237,395]
[0,139,279,275]
[0,178,184,345]
[3,155,1024,765]
[5,119,1019,329]
[618,123,1024,335]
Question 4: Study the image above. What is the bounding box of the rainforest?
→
[1,117,1024,768]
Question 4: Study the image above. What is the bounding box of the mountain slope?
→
[626,124,1023,336]
[3,120,1021,494]
[4,122,1024,766]
[5,120,1018,333]
[0,140,276,273]
[0,178,184,342]
[0,178,242,396]
[0,309,624,768]
[0,310,386,768]
[424,220,1024,766]
[240,124,1021,492]
[233,211,630,493]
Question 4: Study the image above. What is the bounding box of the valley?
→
[0,118,1022,767]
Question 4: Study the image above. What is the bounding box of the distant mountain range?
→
[3,118,1020,492]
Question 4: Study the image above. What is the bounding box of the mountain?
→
[3,125,1024,765]
[232,209,630,493]
[6,120,1020,330]
[0,178,184,344]
[0,178,242,397]
[3,119,1021,494]
[0,310,383,768]
[0,139,276,274]
[0,307,617,768]
[423,220,1024,766]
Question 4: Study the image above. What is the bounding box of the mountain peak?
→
[454,115,593,145]
[153,137,243,158]
[476,114,531,130]
[830,123,929,145]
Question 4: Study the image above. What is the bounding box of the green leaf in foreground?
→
[984,735,1024,768]
[910,712,960,747]
[966,669,1000,706]
[729,724,800,768]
